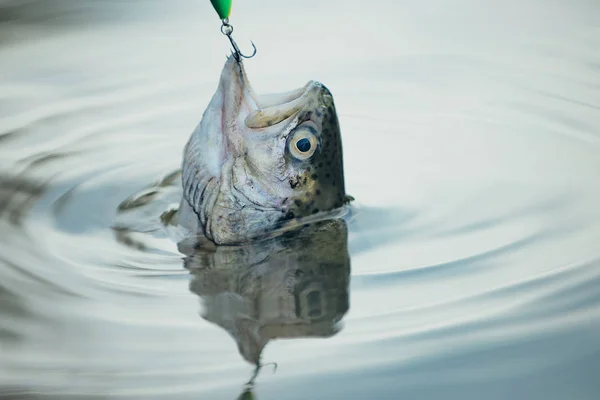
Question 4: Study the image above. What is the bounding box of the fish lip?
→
[224,56,319,110]
[256,80,318,109]
[220,56,260,111]
[243,81,323,130]
[224,55,323,111]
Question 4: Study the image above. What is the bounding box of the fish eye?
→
[296,138,311,153]
[289,126,318,160]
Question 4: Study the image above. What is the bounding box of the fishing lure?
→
[210,0,256,61]
[210,0,231,19]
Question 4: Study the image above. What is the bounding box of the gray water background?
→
[1,0,600,399]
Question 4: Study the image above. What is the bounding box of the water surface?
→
[1,0,600,399]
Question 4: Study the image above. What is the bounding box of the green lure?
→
[210,0,257,60]
[210,0,232,20]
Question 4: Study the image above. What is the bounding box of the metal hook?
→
[221,19,257,61]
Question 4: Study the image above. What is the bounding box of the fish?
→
[178,56,348,244]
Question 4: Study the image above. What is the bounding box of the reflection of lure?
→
[209,0,257,60]
[237,388,254,400]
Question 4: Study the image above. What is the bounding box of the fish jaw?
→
[181,57,287,244]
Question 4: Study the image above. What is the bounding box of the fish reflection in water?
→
[114,175,351,396]
[181,218,350,389]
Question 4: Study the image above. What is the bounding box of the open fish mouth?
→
[218,57,321,131]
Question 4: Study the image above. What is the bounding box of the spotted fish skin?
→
[272,85,347,223]
[179,56,347,244]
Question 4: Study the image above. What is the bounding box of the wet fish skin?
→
[179,57,346,244]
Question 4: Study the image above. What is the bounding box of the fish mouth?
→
[219,57,318,130]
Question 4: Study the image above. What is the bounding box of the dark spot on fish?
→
[294,199,302,207]
[289,177,299,189]
[295,269,304,277]
[285,211,295,219]
[335,202,342,208]
[316,109,323,118]
[325,173,330,178]
[297,253,310,263]
[311,174,318,180]
[306,166,312,172]
[318,162,323,167]
[305,192,311,198]
[312,209,319,214]
[316,189,321,196]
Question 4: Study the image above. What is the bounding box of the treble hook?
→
[221,19,257,62]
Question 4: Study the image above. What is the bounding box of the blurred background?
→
[1,0,600,399]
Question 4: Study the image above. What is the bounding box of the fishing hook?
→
[221,19,257,61]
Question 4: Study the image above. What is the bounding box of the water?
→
[1,0,600,398]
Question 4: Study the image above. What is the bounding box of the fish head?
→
[182,57,348,243]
